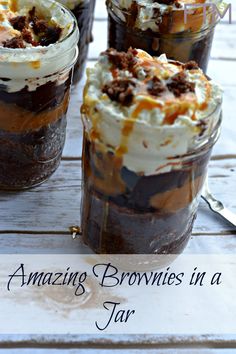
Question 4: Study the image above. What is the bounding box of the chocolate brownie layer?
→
[0,115,66,189]
[82,189,196,254]
[81,135,210,253]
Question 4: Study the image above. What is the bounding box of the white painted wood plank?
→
[64,85,84,158]
[94,0,107,20]
[212,85,236,157]
[0,161,81,233]
[0,233,90,254]
[194,159,236,232]
[0,233,235,254]
[207,60,236,86]
[0,159,235,233]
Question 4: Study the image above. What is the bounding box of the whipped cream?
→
[82,49,222,175]
[0,0,79,92]
[110,0,223,32]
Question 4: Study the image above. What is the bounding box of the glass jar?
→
[106,0,219,72]
[58,0,96,84]
[81,103,222,254]
[0,0,79,190]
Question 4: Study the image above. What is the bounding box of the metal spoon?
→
[201,175,236,228]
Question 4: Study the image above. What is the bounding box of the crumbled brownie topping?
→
[21,28,35,46]
[153,8,162,21]
[103,48,138,71]
[175,2,182,8]
[32,19,49,35]
[3,36,25,48]
[184,61,199,70]
[10,16,27,31]
[167,72,195,97]
[147,77,166,97]
[28,7,62,46]
[39,26,62,46]
[102,78,136,106]
[2,6,62,48]
[28,6,36,21]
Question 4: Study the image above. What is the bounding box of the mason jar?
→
[106,0,220,72]
[80,49,223,254]
[0,0,79,190]
[58,0,96,83]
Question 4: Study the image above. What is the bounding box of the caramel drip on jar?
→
[9,0,18,12]
[30,61,41,69]
[199,80,211,111]
[115,120,132,159]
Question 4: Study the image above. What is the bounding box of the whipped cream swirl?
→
[82,49,222,175]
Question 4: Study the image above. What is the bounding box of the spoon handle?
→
[201,193,236,228]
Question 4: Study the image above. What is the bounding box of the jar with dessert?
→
[0,0,79,190]
[106,0,223,72]
[58,0,96,83]
[81,48,222,254]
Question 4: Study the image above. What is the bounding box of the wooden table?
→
[0,1,236,352]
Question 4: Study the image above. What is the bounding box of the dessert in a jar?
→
[81,48,222,254]
[58,0,96,83]
[106,0,222,72]
[0,0,79,190]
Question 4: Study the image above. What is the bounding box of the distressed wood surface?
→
[0,0,235,350]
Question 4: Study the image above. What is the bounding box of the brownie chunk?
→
[29,7,62,46]
[103,48,138,71]
[21,28,35,45]
[102,78,136,106]
[167,72,195,97]
[3,36,25,48]
[147,77,166,97]
[184,61,199,70]
[10,16,27,31]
